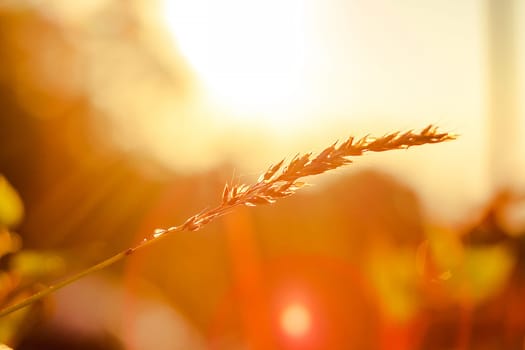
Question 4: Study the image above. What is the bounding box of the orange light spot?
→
[280,303,311,338]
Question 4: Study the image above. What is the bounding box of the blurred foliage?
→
[423,227,515,302]
[0,175,25,346]
[458,245,514,302]
[10,251,65,281]
[0,177,23,228]
[368,246,421,322]
[0,175,64,347]
[0,230,21,259]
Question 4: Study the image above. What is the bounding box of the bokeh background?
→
[1,0,525,349]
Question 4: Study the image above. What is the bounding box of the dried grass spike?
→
[262,159,285,182]
[0,124,457,319]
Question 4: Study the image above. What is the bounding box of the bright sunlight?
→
[163,0,308,127]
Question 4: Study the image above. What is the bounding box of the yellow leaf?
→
[0,176,24,228]
[459,245,514,302]
[0,229,21,258]
[10,251,65,279]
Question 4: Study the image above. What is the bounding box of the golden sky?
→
[158,0,503,223]
[5,0,522,223]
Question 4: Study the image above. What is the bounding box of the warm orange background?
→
[1,1,524,349]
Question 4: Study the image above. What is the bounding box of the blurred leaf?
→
[368,247,420,321]
[426,227,463,270]
[0,270,18,298]
[10,251,65,280]
[0,176,23,228]
[437,244,515,304]
[458,245,514,302]
[0,229,21,259]
[417,226,464,282]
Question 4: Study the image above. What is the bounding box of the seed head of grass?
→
[176,125,456,232]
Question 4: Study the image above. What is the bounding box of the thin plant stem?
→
[0,226,182,317]
[0,125,456,317]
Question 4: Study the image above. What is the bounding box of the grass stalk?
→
[0,125,455,317]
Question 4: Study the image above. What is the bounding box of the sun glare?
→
[280,303,312,338]
[163,0,308,127]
